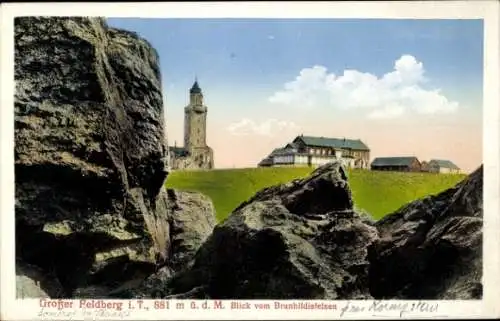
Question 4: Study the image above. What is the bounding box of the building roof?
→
[429,159,460,169]
[258,157,273,166]
[271,147,297,156]
[169,146,190,157]
[294,135,370,151]
[190,80,202,94]
[285,142,299,149]
[371,156,419,167]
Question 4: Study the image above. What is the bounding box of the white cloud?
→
[227,118,299,136]
[268,55,459,119]
[267,35,275,40]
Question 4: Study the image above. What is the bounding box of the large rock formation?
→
[134,162,380,299]
[14,17,216,298]
[161,164,482,300]
[369,165,483,299]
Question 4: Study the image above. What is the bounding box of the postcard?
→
[1,1,499,320]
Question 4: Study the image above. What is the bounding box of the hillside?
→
[165,167,466,221]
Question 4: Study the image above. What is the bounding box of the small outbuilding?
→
[370,156,421,172]
[427,159,461,174]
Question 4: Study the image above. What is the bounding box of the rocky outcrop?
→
[114,188,217,298]
[164,189,217,272]
[161,163,482,300]
[368,165,483,299]
[14,17,216,298]
[163,163,379,299]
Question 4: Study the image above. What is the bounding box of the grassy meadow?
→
[165,167,466,222]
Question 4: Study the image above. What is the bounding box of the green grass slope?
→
[165,167,466,222]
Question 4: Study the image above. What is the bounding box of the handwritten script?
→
[340,300,439,318]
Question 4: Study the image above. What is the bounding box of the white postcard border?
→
[1,1,499,320]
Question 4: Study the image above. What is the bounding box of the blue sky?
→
[106,18,483,100]
[106,18,483,171]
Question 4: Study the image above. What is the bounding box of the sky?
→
[106,18,483,173]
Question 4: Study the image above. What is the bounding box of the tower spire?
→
[190,77,202,94]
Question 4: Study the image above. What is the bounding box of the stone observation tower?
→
[184,79,207,148]
[169,79,214,170]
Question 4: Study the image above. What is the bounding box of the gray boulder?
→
[109,188,217,299]
[368,165,483,299]
[166,162,379,299]
[166,189,217,272]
